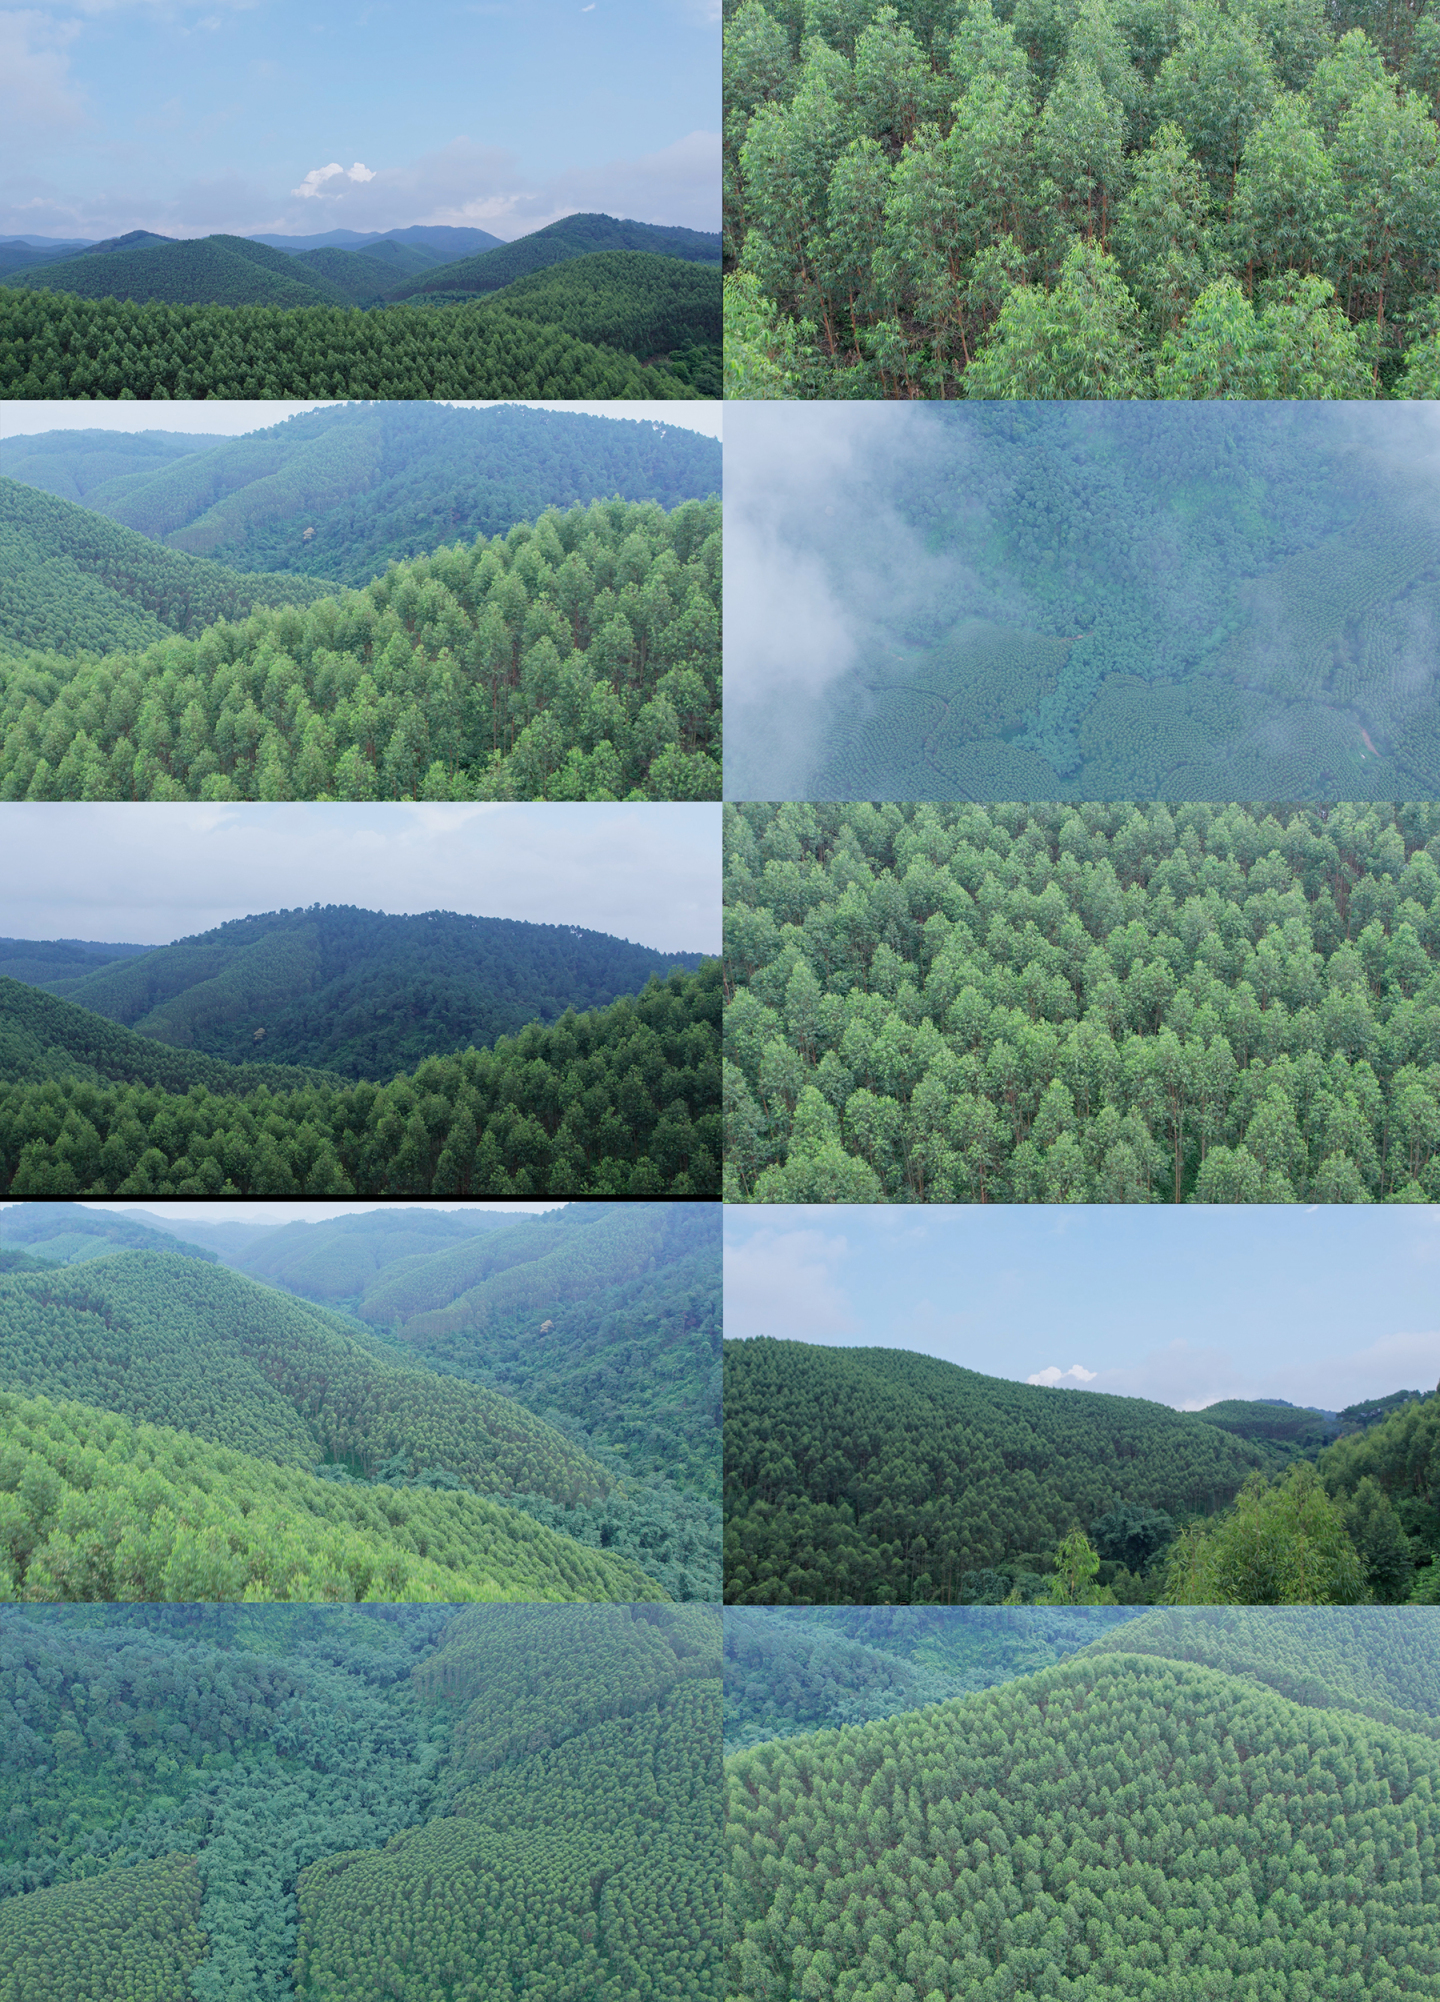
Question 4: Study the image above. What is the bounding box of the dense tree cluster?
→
[3,497,721,801]
[725,1647,1440,2000]
[297,1607,721,2001]
[723,1337,1265,1603]
[27,904,709,1081]
[0,479,332,659]
[0,1605,458,1998]
[724,0,1440,397]
[725,801,1440,1203]
[2,962,722,1196]
[6,404,721,594]
[0,290,706,400]
[1320,1381,1440,1591]
[0,1854,206,2002]
[7,236,353,310]
[0,1387,663,1604]
[0,1253,611,1501]
[473,251,721,361]
[388,213,724,301]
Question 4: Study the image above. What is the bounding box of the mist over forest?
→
[726,402,1440,803]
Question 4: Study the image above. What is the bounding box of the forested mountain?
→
[137,1198,723,1598]
[5,403,721,591]
[723,1336,1266,1604]
[725,800,1440,1204]
[386,212,724,301]
[725,0,1440,399]
[0,1602,719,1998]
[1320,1383,1440,1596]
[748,405,1440,804]
[0,1199,221,1263]
[0,479,336,658]
[0,960,722,1196]
[0,291,709,400]
[251,223,503,259]
[724,1609,1440,2001]
[474,251,722,394]
[5,235,352,309]
[725,1604,1144,1751]
[0,937,150,985]
[18,903,706,1079]
[289,246,434,306]
[4,495,722,802]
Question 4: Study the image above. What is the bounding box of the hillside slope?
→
[387,213,723,301]
[724,1336,1266,1603]
[28,903,706,1078]
[725,1640,1440,2001]
[0,1250,611,1500]
[0,477,334,657]
[7,233,350,308]
[0,427,224,506]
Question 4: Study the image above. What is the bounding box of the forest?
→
[0,1601,719,2000]
[11,903,708,1079]
[0,958,722,1196]
[724,801,1440,1204]
[724,1334,1440,1606]
[0,217,721,399]
[723,0,1440,399]
[728,404,1440,804]
[2,491,721,802]
[96,1198,724,1600]
[4,402,722,594]
[0,1198,720,1598]
[724,1607,1440,2000]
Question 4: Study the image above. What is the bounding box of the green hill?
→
[0,1384,663,1603]
[0,477,335,657]
[0,288,711,400]
[0,960,722,1197]
[144,1200,532,1289]
[724,1633,1440,2002]
[292,245,431,304]
[296,1606,720,2002]
[0,1855,207,2002]
[0,1198,221,1264]
[3,492,721,803]
[6,233,352,308]
[3,401,722,591]
[387,213,723,302]
[0,1249,612,1500]
[0,974,337,1095]
[1319,1386,1440,1583]
[479,250,721,391]
[724,1336,1268,1604]
[24,903,706,1079]
[0,937,150,985]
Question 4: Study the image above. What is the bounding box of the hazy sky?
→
[0,398,722,443]
[2,802,720,951]
[2,0,718,240]
[36,1199,564,1224]
[723,1206,1440,1413]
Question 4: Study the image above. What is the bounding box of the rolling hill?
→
[19,903,708,1078]
[725,1608,1440,2002]
[5,234,353,309]
[386,213,723,301]
[478,250,720,379]
[3,401,722,591]
[723,1337,1270,1604]
[0,937,151,985]
[0,477,336,657]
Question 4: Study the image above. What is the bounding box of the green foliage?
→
[297,1609,721,2001]
[0,960,722,1196]
[2,497,721,802]
[7,235,349,309]
[20,903,709,1081]
[724,801,1440,1204]
[1162,1462,1369,1603]
[0,1198,221,1265]
[0,477,333,658]
[4,402,721,595]
[725,0,1440,396]
[1320,1382,1440,1582]
[0,1853,206,2001]
[474,251,720,360]
[723,1337,1265,1604]
[0,1250,611,1501]
[386,213,722,301]
[725,1644,1440,2000]
[0,1386,665,1603]
[0,289,708,401]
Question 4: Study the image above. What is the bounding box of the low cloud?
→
[1051,1329,1440,1413]
[291,160,376,198]
[1027,1364,1098,1387]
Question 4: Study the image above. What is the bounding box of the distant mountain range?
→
[3,902,711,1079]
[0,223,503,279]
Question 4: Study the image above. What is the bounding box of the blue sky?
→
[2,0,718,240]
[723,1206,1440,1413]
[1,802,720,951]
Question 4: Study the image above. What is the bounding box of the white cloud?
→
[291,160,376,199]
[723,1227,858,1342]
[0,10,85,132]
[1055,1329,1440,1413]
[1027,1364,1098,1387]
